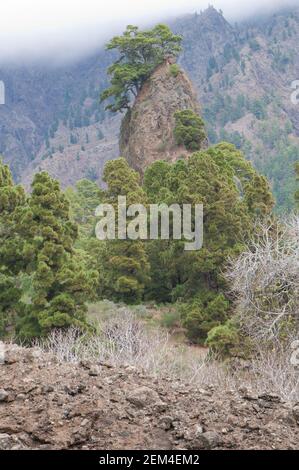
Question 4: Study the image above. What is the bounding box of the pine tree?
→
[101,159,150,303]
[0,159,26,336]
[101,25,182,112]
[174,109,207,151]
[65,178,103,237]
[143,143,274,342]
[16,172,98,339]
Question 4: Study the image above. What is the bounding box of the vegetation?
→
[0,160,26,335]
[100,24,182,112]
[206,320,241,358]
[169,63,181,77]
[203,91,298,213]
[1,131,273,345]
[65,179,104,237]
[174,109,207,151]
[249,39,261,52]
[0,161,98,340]
[100,159,150,303]
[1,20,297,362]
[59,141,273,345]
[226,216,299,350]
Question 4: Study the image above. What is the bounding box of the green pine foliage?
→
[203,92,297,213]
[65,178,104,237]
[69,143,273,343]
[101,159,150,303]
[181,293,230,343]
[142,143,273,342]
[16,172,98,339]
[206,320,242,359]
[169,64,181,77]
[100,24,182,112]
[7,137,272,346]
[0,159,26,336]
[0,100,276,350]
[174,109,207,151]
[0,164,98,340]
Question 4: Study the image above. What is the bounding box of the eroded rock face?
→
[0,343,298,450]
[119,59,208,175]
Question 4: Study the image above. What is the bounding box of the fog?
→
[0,0,298,64]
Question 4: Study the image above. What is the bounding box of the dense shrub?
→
[174,109,207,151]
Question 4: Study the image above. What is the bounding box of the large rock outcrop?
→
[119,59,208,174]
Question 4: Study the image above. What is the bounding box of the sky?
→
[0,0,298,64]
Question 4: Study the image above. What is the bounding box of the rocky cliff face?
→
[119,59,208,175]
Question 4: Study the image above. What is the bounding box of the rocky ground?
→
[0,343,298,450]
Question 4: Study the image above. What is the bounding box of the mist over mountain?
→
[0,1,298,64]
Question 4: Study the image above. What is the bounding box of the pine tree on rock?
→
[101,24,182,113]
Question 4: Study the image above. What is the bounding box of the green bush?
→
[206,321,240,358]
[169,64,181,78]
[181,293,230,344]
[174,109,207,151]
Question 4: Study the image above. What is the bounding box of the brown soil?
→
[0,343,298,450]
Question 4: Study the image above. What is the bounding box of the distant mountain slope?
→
[175,6,299,211]
[0,6,298,209]
[0,52,115,183]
